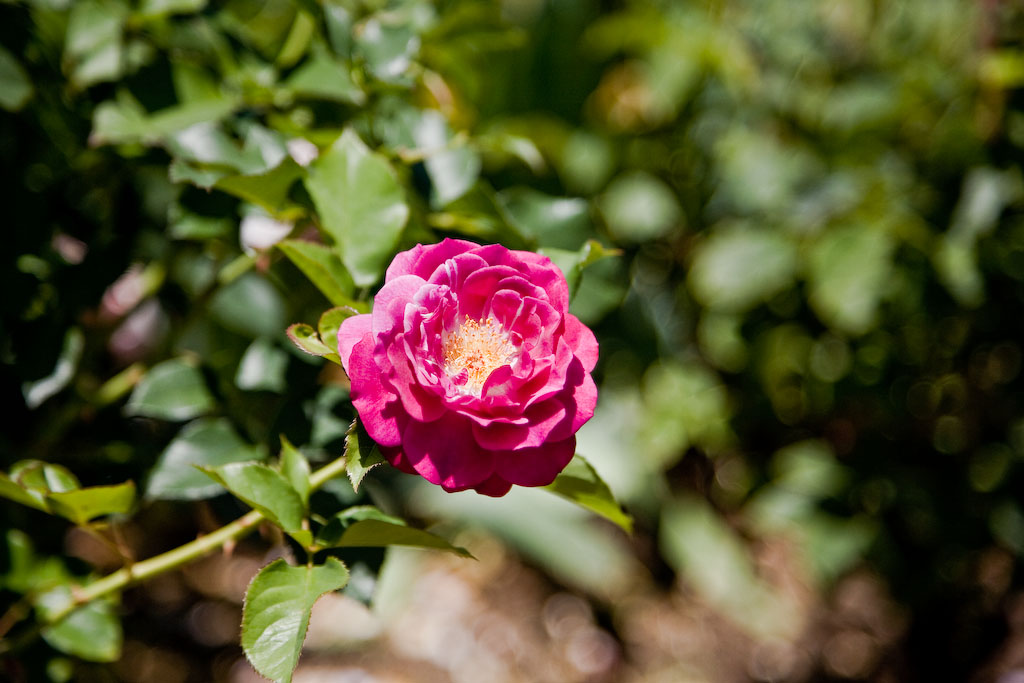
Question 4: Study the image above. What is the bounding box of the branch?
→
[43,453,350,625]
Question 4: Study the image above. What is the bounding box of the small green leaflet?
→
[344,418,384,492]
[286,323,340,364]
[543,455,633,533]
[242,558,349,683]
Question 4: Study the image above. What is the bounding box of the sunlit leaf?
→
[304,129,409,286]
[543,455,632,533]
[318,307,360,360]
[286,323,338,362]
[242,558,349,683]
[201,462,310,545]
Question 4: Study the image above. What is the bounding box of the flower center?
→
[442,317,517,396]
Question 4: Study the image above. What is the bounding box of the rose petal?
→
[471,474,513,497]
[386,238,478,282]
[348,337,407,447]
[402,413,496,489]
[564,314,599,373]
[471,396,570,450]
[494,437,577,487]
[372,274,427,337]
[338,313,372,372]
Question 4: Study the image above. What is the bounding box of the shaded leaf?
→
[277,240,355,307]
[46,482,136,525]
[279,437,311,508]
[0,45,33,111]
[147,418,265,500]
[125,358,215,421]
[323,518,472,557]
[242,558,349,683]
[236,338,289,393]
[286,51,364,104]
[214,158,304,213]
[22,328,84,410]
[42,597,122,663]
[344,418,384,492]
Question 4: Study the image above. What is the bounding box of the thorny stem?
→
[35,453,350,628]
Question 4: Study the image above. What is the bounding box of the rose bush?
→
[337,239,599,496]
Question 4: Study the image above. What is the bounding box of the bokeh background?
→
[4,0,1024,681]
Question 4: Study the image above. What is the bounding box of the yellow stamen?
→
[443,318,517,396]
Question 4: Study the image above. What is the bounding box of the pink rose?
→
[337,239,599,497]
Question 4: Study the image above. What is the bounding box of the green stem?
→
[43,453,348,626]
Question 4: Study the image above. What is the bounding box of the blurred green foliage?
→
[3,0,1024,680]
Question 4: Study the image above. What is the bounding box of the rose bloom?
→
[337,239,598,496]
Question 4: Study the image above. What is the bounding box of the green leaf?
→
[214,158,304,213]
[355,15,418,82]
[11,461,80,493]
[539,239,620,297]
[688,223,798,312]
[125,358,215,421]
[209,273,286,339]
[137,0,207,20]
[318,307,361,358]
[660,496,796,639]
[304,129,409,286]
[22,328,84,410]
[323,518,472,557]
[344,419,384,492]
[807,223,894,336]
[286,323,338,362]
[277,240,356,307]
[499,187,591,250]
[242,558,349,683]
[599,171,682,242]
[236,338,289,393]
[543,455,633,533]
[147,418,266,500]
[65,0,127,89]
[286,51,364,104]
[46,483,136,526]
[42,597,122,663]
[201,462,310,545]
[412,110,480,207]
[0,473,49,512]
[0,45,33,111]
[279,437,311,508]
